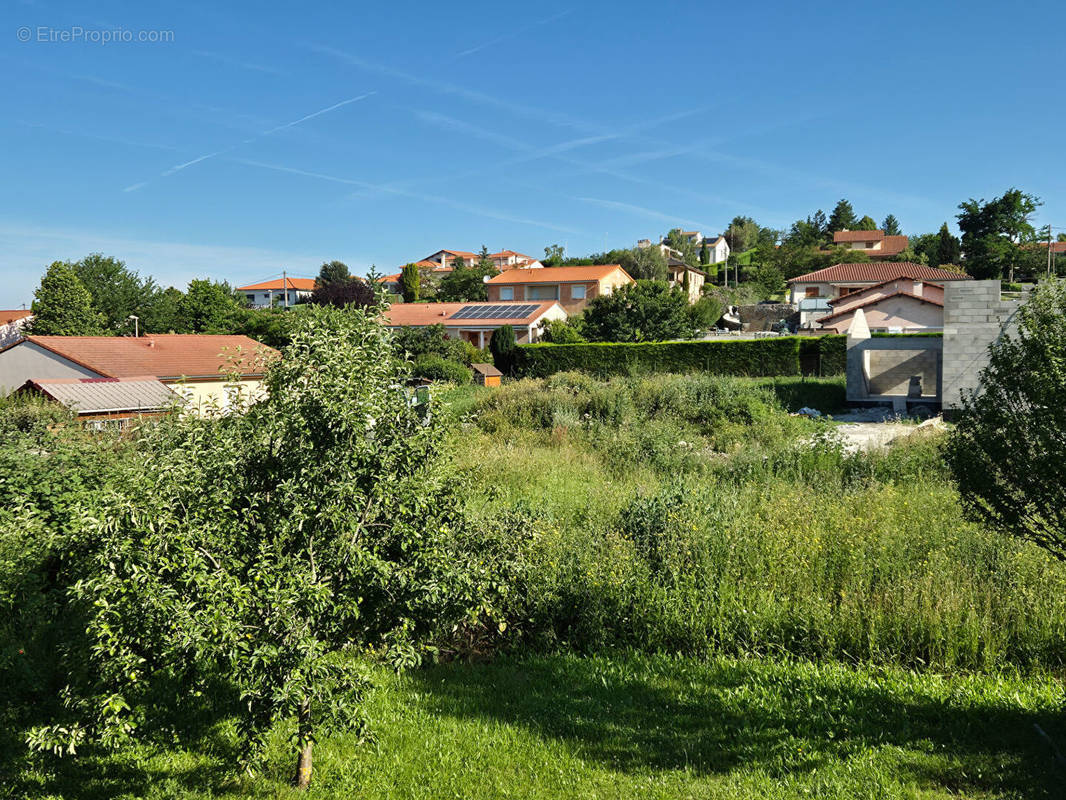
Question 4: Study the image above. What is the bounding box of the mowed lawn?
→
[8,653,1064,799]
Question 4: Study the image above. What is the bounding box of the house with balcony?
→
[788,263,971,330]
[486,264,634,314]
[831,229,909,260]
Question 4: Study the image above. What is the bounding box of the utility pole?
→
[1048,226,1054,277]
[283,269,289,308]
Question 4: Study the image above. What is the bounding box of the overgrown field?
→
[4,372,1066,798]
[442,372,1066,671]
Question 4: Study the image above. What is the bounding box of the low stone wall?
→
[739,303,799,331]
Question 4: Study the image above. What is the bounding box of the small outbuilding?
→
[471,363,503,387]
[16,376,182,429]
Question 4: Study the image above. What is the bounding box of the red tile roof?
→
[11,335,277,380]
[236,277,316,291]
[816,291,944,324]
[487,264,631,285]
[834,229,884,243]
[876,235,909,257]
[382,301,559,327]
[0,310,32,325]
[788,262,971,285]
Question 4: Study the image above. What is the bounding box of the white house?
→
[0,310,33,347]
[235,277,315,309]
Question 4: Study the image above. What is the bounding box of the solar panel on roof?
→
[450,304,540,320]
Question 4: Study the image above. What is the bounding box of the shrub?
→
[582,281,692,342]
[539,317,586,344]
[515,337,802,379]
[489,325,517,374]
[412,355,473,384]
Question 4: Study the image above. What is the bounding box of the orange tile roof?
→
[236,277,316,291]
[11,335,277,380]
[816,291,944,324]
[382,301,558,327]
[834,229,885,243]
[0,309,32,325]
[487,264,631,285]
[788,263,971,285]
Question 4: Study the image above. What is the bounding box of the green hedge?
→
[515,337,802,379]
[818,335,846,376]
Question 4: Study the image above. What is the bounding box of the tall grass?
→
[445,373,1066,671]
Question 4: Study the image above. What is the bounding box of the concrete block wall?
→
[941,280,1023,409]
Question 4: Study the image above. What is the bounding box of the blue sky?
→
[1,0,1063,305]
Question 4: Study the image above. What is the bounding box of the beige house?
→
[383,301,566,347]
[832,230,909,260]
[666,259,707,303]
[486,264,633,314]
[816,277,946,333]
[0,334,276,414]
[787,263,970,306]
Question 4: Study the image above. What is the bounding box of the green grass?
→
[7,653,1064,798]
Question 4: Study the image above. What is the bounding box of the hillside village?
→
[1,126,1065,800]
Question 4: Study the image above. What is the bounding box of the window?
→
[570,284,586,299]
[805,287,820,299]
[499,286,514,301]
[246,294,256,303]
[527,285,559,301]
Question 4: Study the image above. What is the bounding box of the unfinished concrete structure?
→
[941,280,1025,410]
[845,280,1027,413]
[845,309,943,412]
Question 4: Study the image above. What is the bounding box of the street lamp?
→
[127,315,139,337]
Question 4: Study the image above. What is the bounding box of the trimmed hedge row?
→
[515,337,802,379]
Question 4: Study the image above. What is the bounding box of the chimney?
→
[145,339,156,347]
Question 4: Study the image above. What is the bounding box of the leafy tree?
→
[72,254,157,333]
[28,261,104,335]
[437,263,496,303]
[617,245,667,281]
[827,199,857,234]
[141,286,185,333]
[854,215,878,231]
[399,263,421,303]
[751,263,786,299]
[582,281,692,342]
[785,211,828,247]
[477,245,493,272]
[538,317,586,343]
[41,306,487,788]
[957,188,1042,280]
[543,244,565,266]
[489,324,517,374]
[936,223,962,266]
[392,324,470,365]
[308,278,376,308]
[316,260,351,286]
[725,216,760,253]
[1058,233,1066,243]
[685,295,723,331]
[881,215,902,236]
[946,280,1066,562]
[663,229,699,266]
[179,279,244,332]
